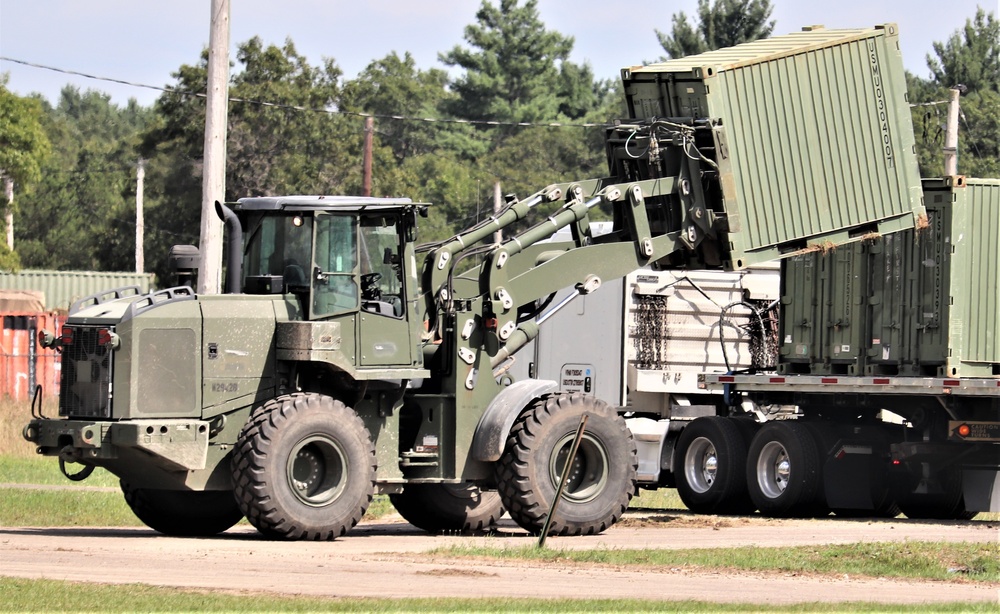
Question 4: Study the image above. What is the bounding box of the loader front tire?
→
[231,393,376,540]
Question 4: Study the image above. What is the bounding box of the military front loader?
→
[25,25,931,538]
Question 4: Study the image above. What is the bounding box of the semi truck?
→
[25,24,995,539]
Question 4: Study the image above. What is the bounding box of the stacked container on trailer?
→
[703,177,1000,518]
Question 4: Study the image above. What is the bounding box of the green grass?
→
[0,578,995,613]
[0,454,119,486]
[433,542,1000,584]
[0,455,396,527]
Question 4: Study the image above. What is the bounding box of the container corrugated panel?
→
[0,270,155,311]
[933,178,1000,375]
[778,254,820,372]
[866,229,921,374]
[623,24,923,266]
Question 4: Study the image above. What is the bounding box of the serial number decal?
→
[868,40,894,168]
[211,382,239,394]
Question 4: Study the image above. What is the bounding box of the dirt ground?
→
[2,511,998,606]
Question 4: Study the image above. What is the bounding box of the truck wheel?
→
[746,422,824,517]
[120,481,243,537]
[389,483,504,533]
[495,393,636,536]
[674,416,755,515]
[231,393,376,540]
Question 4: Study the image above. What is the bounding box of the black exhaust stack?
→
[215,201,243,294]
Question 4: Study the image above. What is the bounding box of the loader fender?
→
[471,379,559,462]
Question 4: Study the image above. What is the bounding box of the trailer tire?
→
[231,393,376,540]
[389,483,504,534]
[121,482,243,537]
[674,416,755,515]
[495,393,636,536]
[895,465,974,520]
[746,422,824,517]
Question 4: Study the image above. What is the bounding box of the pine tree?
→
[656,0,775,60]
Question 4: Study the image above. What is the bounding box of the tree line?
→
[0,0,997,282]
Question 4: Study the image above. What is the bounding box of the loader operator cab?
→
[233,196,423,368]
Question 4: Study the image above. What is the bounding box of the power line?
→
[0,56,609,129]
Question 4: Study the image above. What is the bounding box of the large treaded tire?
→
[674,416,755,515]
[496,393,636,536]
[895,465,975,520]
[746,422,825,517]
[231,393,376,540]
[120,481,243,537]
[389,483,504,534]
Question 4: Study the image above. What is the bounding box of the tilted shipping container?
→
[621,24,924,268]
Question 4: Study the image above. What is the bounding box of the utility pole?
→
[3,176,12,251]
[943,87,961,176]
[362,116,374,197]
[198,0,230,294]
[493,181,503,245]
[136,159,145,274]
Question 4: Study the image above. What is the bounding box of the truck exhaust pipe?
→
[214,201,243,294]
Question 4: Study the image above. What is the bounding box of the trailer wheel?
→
[389,483,504,534]
[746,422,824,517]
[674,416,755,515]
[895,465,975,520]
[231,393,376,540]
[495,393,636,536]
[121,482,243,537]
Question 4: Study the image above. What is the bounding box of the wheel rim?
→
[548,433,609,504]
[287,435,348,507]
[756,441,791,499]
[684,436,719,494]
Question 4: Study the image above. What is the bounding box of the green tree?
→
[0,75,51,271]
[909,8,1000,178]
[339,52,452,163]
[439,0,597,131]
[140,37,362,281]
[656,0,775,60]
[927,8,999,93]
[16,87,151,272]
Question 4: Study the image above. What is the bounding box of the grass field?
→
[1,577,995,613]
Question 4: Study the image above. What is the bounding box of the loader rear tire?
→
[389,483,504,534]
[496,393,636,536]
[121,482,243,537]
[231,393,376,540]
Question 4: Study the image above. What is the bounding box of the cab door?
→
[356,214,411,367]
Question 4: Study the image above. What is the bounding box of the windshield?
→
[243,214,313,289]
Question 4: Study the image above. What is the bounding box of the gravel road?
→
[2,512,998,606]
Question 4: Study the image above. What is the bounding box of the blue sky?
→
[1,1,997,107]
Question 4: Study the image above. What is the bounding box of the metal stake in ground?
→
[538,414,588,548]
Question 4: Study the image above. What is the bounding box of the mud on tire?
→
[495,393,636,536]
[231,393,376,540]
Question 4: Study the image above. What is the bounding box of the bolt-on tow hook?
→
[58,446,95,482]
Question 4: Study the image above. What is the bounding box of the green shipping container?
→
[622,24,924,268]
[779,178,1000,377]
[920,178,1000,377]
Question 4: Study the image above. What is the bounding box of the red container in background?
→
[1,312,67,401]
